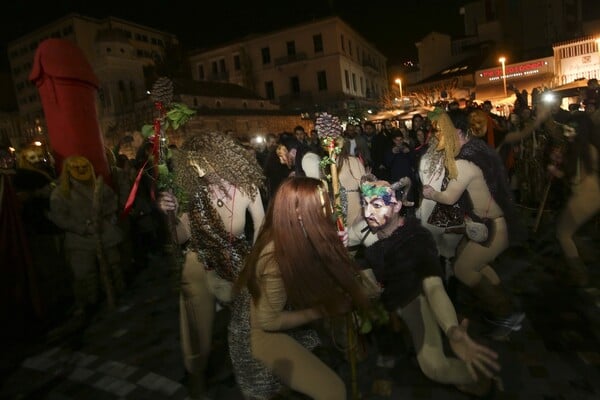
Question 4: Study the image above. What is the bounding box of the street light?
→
[395,78,403,99]
[498,57,507,97]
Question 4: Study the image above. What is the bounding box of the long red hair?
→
[235,177,369,314]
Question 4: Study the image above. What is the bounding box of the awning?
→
[367,106,434,121]
[552,79,588,97]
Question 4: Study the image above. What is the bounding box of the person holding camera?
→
[384,129,416,208]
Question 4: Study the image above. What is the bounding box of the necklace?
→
[210,183,236,214]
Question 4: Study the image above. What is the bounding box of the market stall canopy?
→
[494,94,517,105]
[367,106,434,122]
[552,78,588,97]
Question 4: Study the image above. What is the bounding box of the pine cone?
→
[151,77,174,107]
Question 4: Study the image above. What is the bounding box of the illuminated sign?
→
[480,61,546,78]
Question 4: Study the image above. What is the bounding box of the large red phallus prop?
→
[29,38,111,185]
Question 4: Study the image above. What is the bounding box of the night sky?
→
[1,0,471,71]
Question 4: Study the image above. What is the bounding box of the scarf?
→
[187,181,250,282]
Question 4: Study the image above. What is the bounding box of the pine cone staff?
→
[151,76,174,107]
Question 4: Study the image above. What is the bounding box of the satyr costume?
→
[416,109,463,277]
[337,138,367,226]
[234,177,370,399]
[544,112,600,286]
[422,110,525,336]
[48,156,123,314]
[351,175,500,396]
[159,131,265,397]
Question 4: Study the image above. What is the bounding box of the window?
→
[352,73,356,91]
[261,47,271,64]
[234,54,241,70]
[317,70,327,91]
[198,65,204,80]
[219,58,226,73]
[349,40,352,56]
[287,41,296,56]
[265,81,275,99]
[212,61,218,74]
[360,76,364,95]
[313,34,323,52]
[290,76,300,93]
[344,70,350,89]
[341,34,345,52]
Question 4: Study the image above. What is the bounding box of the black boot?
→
[471,276,525,338]
[564,257,589,287]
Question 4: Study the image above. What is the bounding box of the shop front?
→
[474,57,555,108]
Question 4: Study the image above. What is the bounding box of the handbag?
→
[426,176,464,228]
[427,202,464,228]
[464,196,494,247]
[464,216,489,242]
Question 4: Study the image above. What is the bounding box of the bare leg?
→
[398,295,475,385]
[180,252,214,392]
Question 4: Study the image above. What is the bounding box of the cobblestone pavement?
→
[1,220,600,400]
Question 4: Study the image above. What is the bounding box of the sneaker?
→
[484,312,525,332]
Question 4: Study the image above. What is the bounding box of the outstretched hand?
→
[448,319,500,380]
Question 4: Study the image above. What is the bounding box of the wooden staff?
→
[327,140,358,399]
[533,178,552,233]
[93,176,116,309]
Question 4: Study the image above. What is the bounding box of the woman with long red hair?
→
[232,177,369,399]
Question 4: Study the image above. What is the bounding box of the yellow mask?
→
[67,156,94,182]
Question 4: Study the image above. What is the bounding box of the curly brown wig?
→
[172,130,265,211]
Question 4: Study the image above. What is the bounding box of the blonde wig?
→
[428,109,460,180]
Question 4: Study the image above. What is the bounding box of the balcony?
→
[274,52,308,67]
[362,59,380,73]
[207,71,229,82]
[279,91,313,108]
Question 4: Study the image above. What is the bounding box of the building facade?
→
[553,35,600,84]
[7,13,179,147]
[462,0,583,59]
[188,17,388,115]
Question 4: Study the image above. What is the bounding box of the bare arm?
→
[256,262,322,331]
[174,212,191,244]
[248,188,265,243]
[422,276,459,335]
[423,160,473,205]
[423,276,501,379]
[501,121,538,144]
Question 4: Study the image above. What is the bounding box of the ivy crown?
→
[360,184,396,205]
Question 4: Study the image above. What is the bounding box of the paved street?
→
[1,215,600,400]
